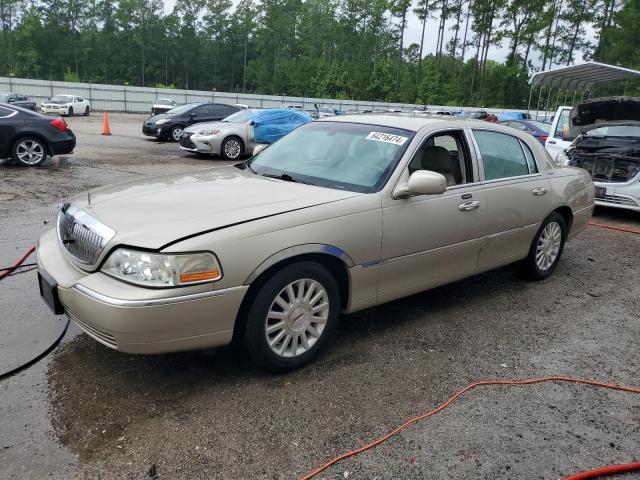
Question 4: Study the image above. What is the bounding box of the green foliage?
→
[0,0,632,107]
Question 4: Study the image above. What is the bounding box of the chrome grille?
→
[601,195,638,207]
[57,203,115,265]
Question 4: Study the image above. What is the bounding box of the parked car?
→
[500,120,551,145]
[0,92,37,111]
[142,102,241,142]
[37,115,593,371]
[151,98,178,116]
[41,95,91,116]
[0,103,75,166]
[545,105,572,161]
[560,97,640,212]
[311,105,338,119]
[180,108,311,160]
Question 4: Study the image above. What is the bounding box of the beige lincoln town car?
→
[37,115,594,371]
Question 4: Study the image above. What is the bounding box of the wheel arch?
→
[552,205,574,235]
[233,245,353,339]
[12,133,53,156]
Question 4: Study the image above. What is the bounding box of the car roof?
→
[318,113,464,132]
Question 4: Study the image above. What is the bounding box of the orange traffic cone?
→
[102,112,112,136]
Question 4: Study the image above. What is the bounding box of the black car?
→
[143,102,240,142]
[0,92,37,111]
[0,103,75,166]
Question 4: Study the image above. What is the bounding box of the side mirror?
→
[394,170,447,199]
[253,143,269,155]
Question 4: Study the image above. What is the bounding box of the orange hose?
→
[301,376,640,480]
[0,245,36,281]
[564,461,640,480]
[588,221,640,235]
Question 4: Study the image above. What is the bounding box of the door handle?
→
[548,139,557,144]
[531,187,548,196]
[458,200,480,211]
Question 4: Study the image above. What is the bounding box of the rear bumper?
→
[49,133,76,155]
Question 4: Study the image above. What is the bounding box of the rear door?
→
[214,104,238,120]
[0,105,19,158]
[470,128,553,269]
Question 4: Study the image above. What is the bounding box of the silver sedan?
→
[179,109,259,160]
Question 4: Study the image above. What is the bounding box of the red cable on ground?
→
[301,376,640,480]
[0,245,36,281]
[564,461,640,480]
[588,221,640,235]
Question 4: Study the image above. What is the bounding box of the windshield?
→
[166,103,200,115]
[248,122,413,193]
[585,125,640,137]
[50,95,72,102]
[224,109,257,123]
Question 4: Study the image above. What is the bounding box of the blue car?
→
[499,120,551,146]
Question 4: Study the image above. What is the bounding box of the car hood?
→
[570,96,640,135]
[71,166,360,250]
[146,113,175,123]
[44,101,71,105]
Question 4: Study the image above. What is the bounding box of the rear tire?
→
[12,137,48,167]
[243,262,340,372]
[517,212,566,280]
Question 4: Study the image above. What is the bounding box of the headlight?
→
[102,248,222,287]
[196,129,220,136]
[556,150,570,166]
[155,118,171,125]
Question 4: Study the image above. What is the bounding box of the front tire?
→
[67,106,73,116]
[84,106,90,116]
[518,212,566,280]
[169,125,183,142]
[221,136,244,160]
[243,262,340,372]
[12,137,48,167]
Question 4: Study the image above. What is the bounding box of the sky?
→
[163,0,593,68]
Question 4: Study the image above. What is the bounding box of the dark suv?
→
[143,102,240,142]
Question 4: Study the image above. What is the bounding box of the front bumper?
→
[593,180,640,212]
[179,132,222,154]
[36,228,248,354]
[41,105,69,115]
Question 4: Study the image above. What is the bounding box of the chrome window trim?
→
[469,128,544,184]
[74,284,229,307]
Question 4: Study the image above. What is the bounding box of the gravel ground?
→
[0,113,638,480]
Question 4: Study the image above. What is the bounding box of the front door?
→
[378,129,488,303]
[545,107,572,162]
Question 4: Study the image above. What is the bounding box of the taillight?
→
[49,117,68,132]
[539,135,548,143]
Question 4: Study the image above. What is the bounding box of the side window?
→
[473,130,534,181]
[216,104,237,117]
[408,131,471,186]
[196,104,215,117]
[553,109,571,139]
[520,140,538,174]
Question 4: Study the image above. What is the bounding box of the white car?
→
[41,95,91,116]
[545,106,572,161]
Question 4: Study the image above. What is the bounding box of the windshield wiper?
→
[261,172,316,185]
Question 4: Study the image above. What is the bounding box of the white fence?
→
[1,75,538,115]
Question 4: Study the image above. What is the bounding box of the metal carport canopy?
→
[529,61,640,91]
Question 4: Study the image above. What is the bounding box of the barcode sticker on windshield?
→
[366,132,408,146]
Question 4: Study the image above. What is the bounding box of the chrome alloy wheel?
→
[224,139,241,159]
[16,139,45,165]
[171,127,183,141]
[536,221,562,271]
[265,279,330,358]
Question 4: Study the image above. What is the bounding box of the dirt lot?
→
[0,113,639,480]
